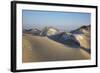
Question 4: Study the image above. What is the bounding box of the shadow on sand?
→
[48,36,91,54]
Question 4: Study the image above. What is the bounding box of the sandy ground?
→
[74,34,90,49]
[22,34,90,63]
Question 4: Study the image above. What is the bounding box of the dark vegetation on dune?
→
[48,32,80,48]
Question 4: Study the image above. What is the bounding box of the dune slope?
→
[22,34,90,63]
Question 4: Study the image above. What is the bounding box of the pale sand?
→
[22,34,90,63]
[74,34,90,49]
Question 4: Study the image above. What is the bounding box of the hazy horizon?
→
[22,10,91,32]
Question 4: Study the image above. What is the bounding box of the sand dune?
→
[22,34,90,63]
[74,34,90,49]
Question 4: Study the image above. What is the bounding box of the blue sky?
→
[22,10,91,31]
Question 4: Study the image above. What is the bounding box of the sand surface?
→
[22,34,90,63]
[74,34,90,49]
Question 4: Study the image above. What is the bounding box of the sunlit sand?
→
[22,34,90,63]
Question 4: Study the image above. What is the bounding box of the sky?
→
[22,10,91,32]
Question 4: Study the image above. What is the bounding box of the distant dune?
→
[72,25,91,50]
[22,34,90,63]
